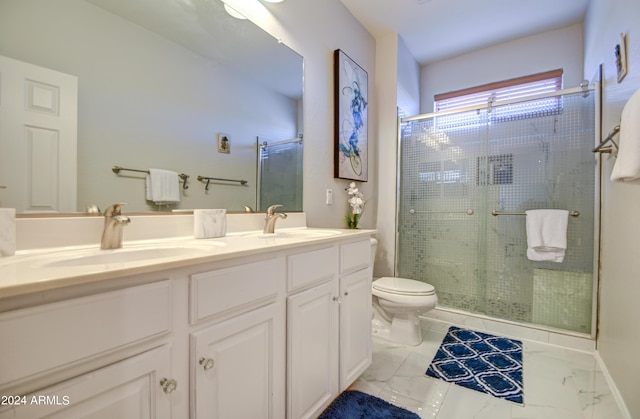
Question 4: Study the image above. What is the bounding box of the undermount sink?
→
[239,229,343,239]
[39,243,225,268]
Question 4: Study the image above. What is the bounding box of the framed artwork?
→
[334,49,368,181]
[217,133,231,154]
[615,32,628,83]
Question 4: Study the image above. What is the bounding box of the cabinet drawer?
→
[340,239,371,274]
[0,281,171,388]
[190,258,280,324]
[287,246,338,292]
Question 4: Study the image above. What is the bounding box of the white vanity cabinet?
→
[0,232,373,419]
[286,239,372,419]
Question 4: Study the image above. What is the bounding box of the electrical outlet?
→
[326,189,333,205]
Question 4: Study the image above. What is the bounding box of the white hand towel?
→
[525,209,569,263]
[146,168,181,204]
[611,87,640,182]
[0,208,16,257]
[194,209,226,239]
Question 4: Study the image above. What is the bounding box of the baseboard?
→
[421,307,596,352]
[594,351,633,419]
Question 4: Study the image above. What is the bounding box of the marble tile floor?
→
[350,324,625,419]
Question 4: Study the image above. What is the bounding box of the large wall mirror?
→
[0,0,303,214]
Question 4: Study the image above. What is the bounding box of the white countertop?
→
[0,228,375,299]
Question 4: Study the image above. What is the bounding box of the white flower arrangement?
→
[345,182,365,229]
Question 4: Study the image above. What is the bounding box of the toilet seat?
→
[373,277,435,296]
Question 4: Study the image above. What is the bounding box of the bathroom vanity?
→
[0,216,374,419]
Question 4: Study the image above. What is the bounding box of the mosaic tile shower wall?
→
[398,92,596,333]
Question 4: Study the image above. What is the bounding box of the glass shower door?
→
[398,107,490,314]
[482,92,596,332]
[397,91,596,334]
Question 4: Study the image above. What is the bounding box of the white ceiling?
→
[339,0,591,65]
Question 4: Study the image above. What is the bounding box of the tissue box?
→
[0,208,16,257]
[194,209,226,239]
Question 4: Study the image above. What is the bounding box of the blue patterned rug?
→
[318,390,420,419]
[426,326,524,404]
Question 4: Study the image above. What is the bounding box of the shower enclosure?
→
[397,87,597,335]
[257,136,303,211]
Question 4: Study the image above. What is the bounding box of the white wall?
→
[226,0,377,229]
[374,34,422,277]
[421,24,584,113]
[397,37,421,117]
[374,33,400,277]
[584,0,640,416]
[0,0,299,212]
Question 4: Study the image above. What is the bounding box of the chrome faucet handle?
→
[104,203,127,217]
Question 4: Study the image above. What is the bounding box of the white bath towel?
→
[611,87,640,182]
[525,209,569,263]
[146,168,181,204]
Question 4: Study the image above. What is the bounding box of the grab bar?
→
[492,210,580,217]
[112,166,189,189]
[409,209,474,215]
[197,175,248,191]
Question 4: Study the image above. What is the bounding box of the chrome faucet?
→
[263,204,287,234]
[101,203,131,249]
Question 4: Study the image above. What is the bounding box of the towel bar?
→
[492,210,580,217]
[409,209,474,215]
[112,166,189,189]
[197,175,248,191]
[593,125,620,154]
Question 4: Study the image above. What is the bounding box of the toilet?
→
[370,238,438,346]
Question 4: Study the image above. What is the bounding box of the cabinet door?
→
[0,346,172,419]
[191,302,285,419]
[339,268,373,391]
[287,280,339,419]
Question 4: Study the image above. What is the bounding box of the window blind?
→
[433,69,564,128]
[434,69,563,112]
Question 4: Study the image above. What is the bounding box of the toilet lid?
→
[372,277,435,296]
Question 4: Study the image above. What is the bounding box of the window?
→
[433,69,563,128]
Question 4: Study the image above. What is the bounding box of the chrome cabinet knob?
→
[199,357,215,371]
[332,296,342,304]
[160,378,177,394]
